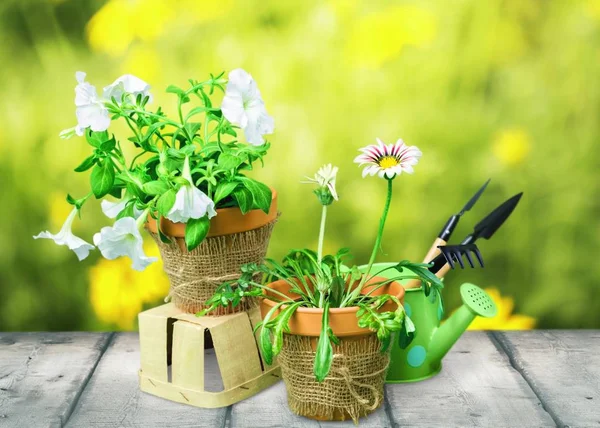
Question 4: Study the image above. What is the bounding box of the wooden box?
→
[138,303,280,408]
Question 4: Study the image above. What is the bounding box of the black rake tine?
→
[473,247,485,267]
[454,250,465,269]
[445,250,455,269]
[463,249,475,268]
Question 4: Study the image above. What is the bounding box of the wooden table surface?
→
[0,331,598,427]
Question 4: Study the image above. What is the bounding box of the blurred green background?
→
[1,0,599,331]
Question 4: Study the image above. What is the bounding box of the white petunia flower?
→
[103,74,153,103]
[33,208,94,261]
[166,157,217,223]
[302,163,339,201]
[93,216,157,271]
[101,193,143,219]
[221,68,274,146]
[354,138,422,179]
[73,71,111,136]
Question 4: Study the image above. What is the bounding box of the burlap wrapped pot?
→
[260,276,405,423]
[147,190,278,315]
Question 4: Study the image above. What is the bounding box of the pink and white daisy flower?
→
[354,138,422,179]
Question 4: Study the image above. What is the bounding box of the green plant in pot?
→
[34,69,279,315]
[201,139,444,423]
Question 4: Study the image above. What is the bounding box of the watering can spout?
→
[429,283,497,363]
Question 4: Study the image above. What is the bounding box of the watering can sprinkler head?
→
[429,283,497,364]
[460,283,497,318]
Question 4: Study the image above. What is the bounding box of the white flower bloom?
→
[103,74,153,103]
[33,208,94,261]
[101,194,143,219]
[93,216,157,271]
[221,68,274,146]
[302,163,339,201]
[354,138,422,179]
[73,71,110,136]
[166,157,217,223]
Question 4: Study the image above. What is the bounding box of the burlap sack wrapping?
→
[278,333,390,424]
[149,218,277,315]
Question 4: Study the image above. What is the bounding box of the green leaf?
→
[116,201,134,219]
[232,188,253,214]
[100,136,116,152]
[398,313,416,349]
[218,153,243,170]
[393,260,444,294]
[314,302,333,382]
[184,122,201,137]
[74,155,96,172]
[142,180,169,196]
[258,301,287,365]
[156,189,177,216]
[90,161,115,198]
[166,85,185,95]
[329,276,345,307]
[272,302,302,356]
[85,130,109,148]
[214,182,238,204]
[184,216,210,251]
[240,177,272,214]
[108,186,123,199]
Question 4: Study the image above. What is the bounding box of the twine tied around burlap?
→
[277,333,390,424]
[149,218,277,315]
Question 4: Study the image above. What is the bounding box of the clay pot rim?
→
[146,187,278,238]
[261,275,405,314]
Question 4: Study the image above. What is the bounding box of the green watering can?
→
[360,263,498,383]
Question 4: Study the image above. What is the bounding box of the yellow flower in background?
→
[122,45,160,84]
[89,242,168,329]
[468,288,536,330]
[493,128,531,166]
[346,5,437,68]
[86,0,231,57]
[86,0,174,56]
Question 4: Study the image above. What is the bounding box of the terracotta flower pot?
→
[260,276,405,423]
[146,190,279,315]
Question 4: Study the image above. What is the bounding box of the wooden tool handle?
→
[404,238,448,289]
[422,237,447,264]
[435,263,451,279]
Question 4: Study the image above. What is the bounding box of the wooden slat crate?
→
[138,303,280,408]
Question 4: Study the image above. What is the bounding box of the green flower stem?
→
[317,205,327,263]
[124,116,142,142]
[136,208,150,229]
[341,178,394,307]
[129,109,181,129]
[129,151,148,170]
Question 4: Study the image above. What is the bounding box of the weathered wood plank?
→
[65,332,227,428]
[229,376,391,427]
[0,332,111,428]
[386,332,556,427]
[494,330,600,428]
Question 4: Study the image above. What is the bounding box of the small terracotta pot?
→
[147,189,278,239]
[260,275,405,337]
[260,275,404,422]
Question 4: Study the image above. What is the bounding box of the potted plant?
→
[34,69,278,314]
[201,139,444,422]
